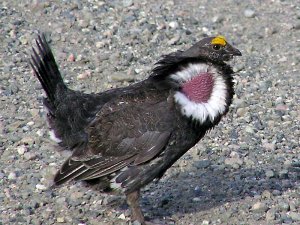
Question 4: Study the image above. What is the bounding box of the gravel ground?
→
[0,0,299,224]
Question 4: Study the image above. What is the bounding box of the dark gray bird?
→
[30,34,241,224]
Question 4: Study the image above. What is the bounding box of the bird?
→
[30,33,241,224]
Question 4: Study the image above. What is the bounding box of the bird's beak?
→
[226,44,242,56]
[231,47,242,56]
[222,44,242,61]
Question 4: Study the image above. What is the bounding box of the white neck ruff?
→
[171,63,228,124]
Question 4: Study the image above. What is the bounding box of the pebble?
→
[111,73,135,82]
[17,145,27,155]
[245,126,254,134]
[251,202,268,213]
[263,142,276,151]
[279,169,289,179]
[211,15,224,23]
[77,70,92,80]
[289,212,300,221]
[167,35,180,45]
[278,202,290,211]
[168,21,179,29]
[118,213,126,220]
[8,172,17,180]
[24,152,37,160]
[36,184,47,191]
[192,197,201,202]
[132,221,142,225]
[67,54,76,62]
[224,157,243,169]
[265,170,275,178]
[266,208,276,221]
[123,0,133,7]
[194,160,211,169]
[244,8,255,18]
[202,220,210,225]
[57,217,65,223]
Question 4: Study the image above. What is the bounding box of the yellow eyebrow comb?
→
[211,35,227,46]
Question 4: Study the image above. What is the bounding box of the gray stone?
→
[289,212,300,221]
[8,172,17,180]
[251,202,268,213]
[278,202,290,211]
[123,0,133,7]
[244,9,256,18]
[266,208,276,221]
[265,170,275,178]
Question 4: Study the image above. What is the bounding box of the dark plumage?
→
[30,34,241,224]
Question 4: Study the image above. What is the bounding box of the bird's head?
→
[181,35,242,62]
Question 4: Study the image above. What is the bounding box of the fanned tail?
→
[30,33,66,106]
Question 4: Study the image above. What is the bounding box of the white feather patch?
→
[172,63,228,123]
[109,167,129,191]
[110,176,123,190]
[170,63,211,83]
[49,130,62,143]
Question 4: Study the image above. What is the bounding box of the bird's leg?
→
[126,190,145,225]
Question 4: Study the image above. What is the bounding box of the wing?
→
[54,93,175,185]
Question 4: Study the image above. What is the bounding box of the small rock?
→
[265,170,275,178]
[202,220,210,225]
[17,145,27,155]
[20,35,29,45]
[266,209,276,221]
[78,19,89,28]
[36,129,45,137]
[224,157,243,169]
[245,126,254,134]
[279,169,289,179]
[20,136,35,145]
[193,197,201,202]
[236,107,247,117]
[8,172,17,180]
[27,121,34,126]
[70,191,84,200]
[132,221,142,225]
[24,152,37,160]
[96,41,106,49]
[118,213,126,220]
[111,73,135,82]
[275,104,288,111]
[57,217,65,223]
[167,35,180,45]
[263,142,276,151]
[278,202,290,211]
[272,189,281,196]
[261,190,272,199]
[123,0,133,7]
[244,8,255,18]
[77,70,92,80]
[36,184,47,191]
[251,202,268,213]
[194,160,211,169]
[211,15,224,23]
[289,212,300,221]
[67,54,76,62]
[278,56,287,62]
[169,21,179,29]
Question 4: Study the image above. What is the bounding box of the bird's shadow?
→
[56,154,299,223]
[136,161,300,220]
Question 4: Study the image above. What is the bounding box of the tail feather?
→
[30,34,65,105]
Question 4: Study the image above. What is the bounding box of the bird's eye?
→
[212,44,222,51]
